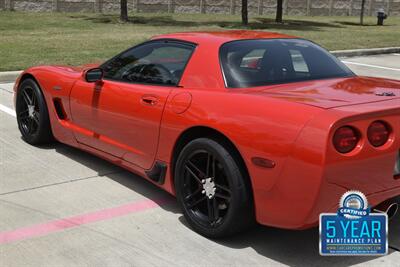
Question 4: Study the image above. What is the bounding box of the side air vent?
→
[53,98,67,120]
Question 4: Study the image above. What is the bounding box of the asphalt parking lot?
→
[0,54,399,266]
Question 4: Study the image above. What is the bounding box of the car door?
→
[69,40,195,169]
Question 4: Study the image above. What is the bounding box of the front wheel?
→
[16,79,53,145]
[175,138,254,238]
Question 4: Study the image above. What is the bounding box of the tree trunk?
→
[120,0,128,22]
[276,0,283,23]
[360,0,366,25]
[242,0,248,25]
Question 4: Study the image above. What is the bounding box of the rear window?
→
[220,39,354,88]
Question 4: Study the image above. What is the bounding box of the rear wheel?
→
[175,138,254,238]
[16,79,53,145]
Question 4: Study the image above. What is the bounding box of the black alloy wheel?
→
[16,79,53,145]
[175,138,254,238]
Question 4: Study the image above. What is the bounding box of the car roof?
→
[152,30,297,46]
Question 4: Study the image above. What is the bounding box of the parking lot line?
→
[0,104,16,117]
[0,197,171,245]
[341,61,400,71]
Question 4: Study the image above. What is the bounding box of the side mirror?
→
[85,68,103,83]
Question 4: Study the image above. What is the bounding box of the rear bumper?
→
[300,183,400,230]
[255,166,400,230]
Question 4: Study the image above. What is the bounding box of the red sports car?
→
[14,30,400,238]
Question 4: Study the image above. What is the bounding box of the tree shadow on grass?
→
[333,20,388,26]
[68,14,344,32]
[69,14,115,24]
[251,17,343,31]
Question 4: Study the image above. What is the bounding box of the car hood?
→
[244,76,400,109]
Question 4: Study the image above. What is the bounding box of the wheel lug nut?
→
[201,179,205,184]
[202,190,205,194]
[208,195,213,199]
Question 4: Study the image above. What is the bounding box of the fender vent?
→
[53,98,67,120]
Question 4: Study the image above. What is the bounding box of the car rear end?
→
[255,97,400,229]
[298,98,400,228]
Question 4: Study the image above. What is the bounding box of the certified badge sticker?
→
[319,191,388,256]
[339,191,369,219]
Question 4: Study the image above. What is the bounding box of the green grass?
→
[1,11,399,71]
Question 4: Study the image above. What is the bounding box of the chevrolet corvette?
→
[14,30,400,238]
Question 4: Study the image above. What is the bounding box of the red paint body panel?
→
[14,31,400,229]
[243,76,400,109]
[69,79,171,169]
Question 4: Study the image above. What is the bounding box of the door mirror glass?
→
[85,68,103,83]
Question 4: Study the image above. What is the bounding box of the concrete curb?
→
[0,71,22,83]
[0,47,399,83]
[331,47,400,58]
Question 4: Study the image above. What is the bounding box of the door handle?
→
[141,95,158,106]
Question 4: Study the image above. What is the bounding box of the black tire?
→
[16,79,53,145]
[175,138,254,238]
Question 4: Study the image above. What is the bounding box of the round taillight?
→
[333,126,360,153]
[367,121,390,147]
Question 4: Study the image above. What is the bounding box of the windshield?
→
[220,39,354,88]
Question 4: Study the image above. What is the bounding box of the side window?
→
[102,41,194,86]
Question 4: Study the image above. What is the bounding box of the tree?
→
[276,0,283,23]
[360,0,366,25]
[242,0,248,25]
[120,0,128,22]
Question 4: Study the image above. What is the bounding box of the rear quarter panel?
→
[157,88,323,224]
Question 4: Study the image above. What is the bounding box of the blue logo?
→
[320,191,388,256]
